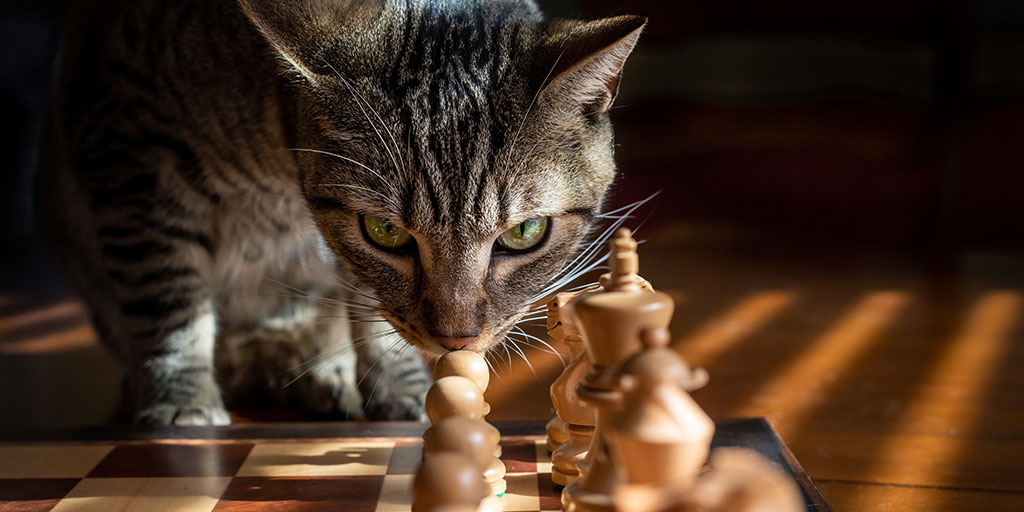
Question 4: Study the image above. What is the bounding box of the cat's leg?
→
[37,144,228,425]
[76,218,227,425]
[290,296,364,418]
[354,317,431,421]
[130,300,229,425]
[218,289,365,419]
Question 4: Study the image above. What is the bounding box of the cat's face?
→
[241,0,644,357]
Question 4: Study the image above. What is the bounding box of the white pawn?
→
[424,416,507,498]
[425,376,506,497]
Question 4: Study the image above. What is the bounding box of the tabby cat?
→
[36,0,645,425]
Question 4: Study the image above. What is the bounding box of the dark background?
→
[4,0,1024,250]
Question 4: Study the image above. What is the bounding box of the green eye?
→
[363,215,412,249]
[497,217,549,251]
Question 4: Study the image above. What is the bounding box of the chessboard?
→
[0,420,831,512]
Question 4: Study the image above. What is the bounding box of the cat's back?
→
[38,0,311,326]
[51,0,282,142]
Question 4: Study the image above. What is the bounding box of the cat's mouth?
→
[379,311,523,361]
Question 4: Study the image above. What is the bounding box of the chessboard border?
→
[0,418,832,511]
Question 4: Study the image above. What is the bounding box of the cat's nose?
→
[434,337,475,351]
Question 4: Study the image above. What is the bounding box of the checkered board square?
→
[0,436,561,512]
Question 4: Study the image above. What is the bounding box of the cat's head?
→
[240,0,644,358]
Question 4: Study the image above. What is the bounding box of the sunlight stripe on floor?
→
[675,291,796,367]
[856,291,1021,506]
[728,291,910,437]
[0,300,86,334]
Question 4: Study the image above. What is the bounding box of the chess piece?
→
[434,350,501,457]
[434,350,492,416]
[412,452,489,512]
[563,228,675,512]
[612,448,803,512]
[689,448,804,512]
[549,292,598,488]
[426,376,486,423]
[424,375,506,496]
[423,417,507,497]
[546,289,598,455]
[608,327,714,488]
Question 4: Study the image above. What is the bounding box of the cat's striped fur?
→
[37,0,644,425]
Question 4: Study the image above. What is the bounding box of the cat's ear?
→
[238,0,379,82]
[536,15,646,116]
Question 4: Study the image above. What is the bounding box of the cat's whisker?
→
[532,253,608,304]
[483,350,505,382]
[506,338,538,378]
[554,193,657,280]
[321,60,407,181]
[500,339,514,372]
[510,326,565,367]
[531,195,655,303]
[286,329,397,374]
[287,148,401,201]
[361,339,412,416]
[356,335,406,391]
[596,192,660,219]
[282,329,399,389]
[508,335,563,362]
[550,195,648,281]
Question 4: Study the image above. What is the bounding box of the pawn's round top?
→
[426,376,486,424]
[412,452,489,512]
[434,350,490,391]
[423,416,498,470]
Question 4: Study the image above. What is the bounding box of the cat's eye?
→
[496,217,549,252]
[363,215,412,250]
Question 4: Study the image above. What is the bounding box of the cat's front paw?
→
[297,371,365,419]
[364,393,427,422]
[135,402,231,426]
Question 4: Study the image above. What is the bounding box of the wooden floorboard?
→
[817,480,1024,512]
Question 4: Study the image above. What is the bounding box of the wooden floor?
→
[2,222,1023,511]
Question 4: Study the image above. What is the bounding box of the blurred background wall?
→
[3,0,1024,249]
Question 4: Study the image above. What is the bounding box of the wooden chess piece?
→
[412,452,489,512]
[608,327,714,488]
[563,228,675,512]
[423,417,507,498]
[433,350,501,457]
[546,294,571,453]
[689,448,804,512]
[546,291,591,453]
[424,375,506,497]
[549,292,598,488]
[426,376,486,423]
[434,350,492,415]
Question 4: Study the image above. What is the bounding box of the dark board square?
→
[88,443,253,478]
[385,440,422,475]
[0,478,79,512]
[213,476,384,512]
[536,472,562,511]
[500,439,538,473]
